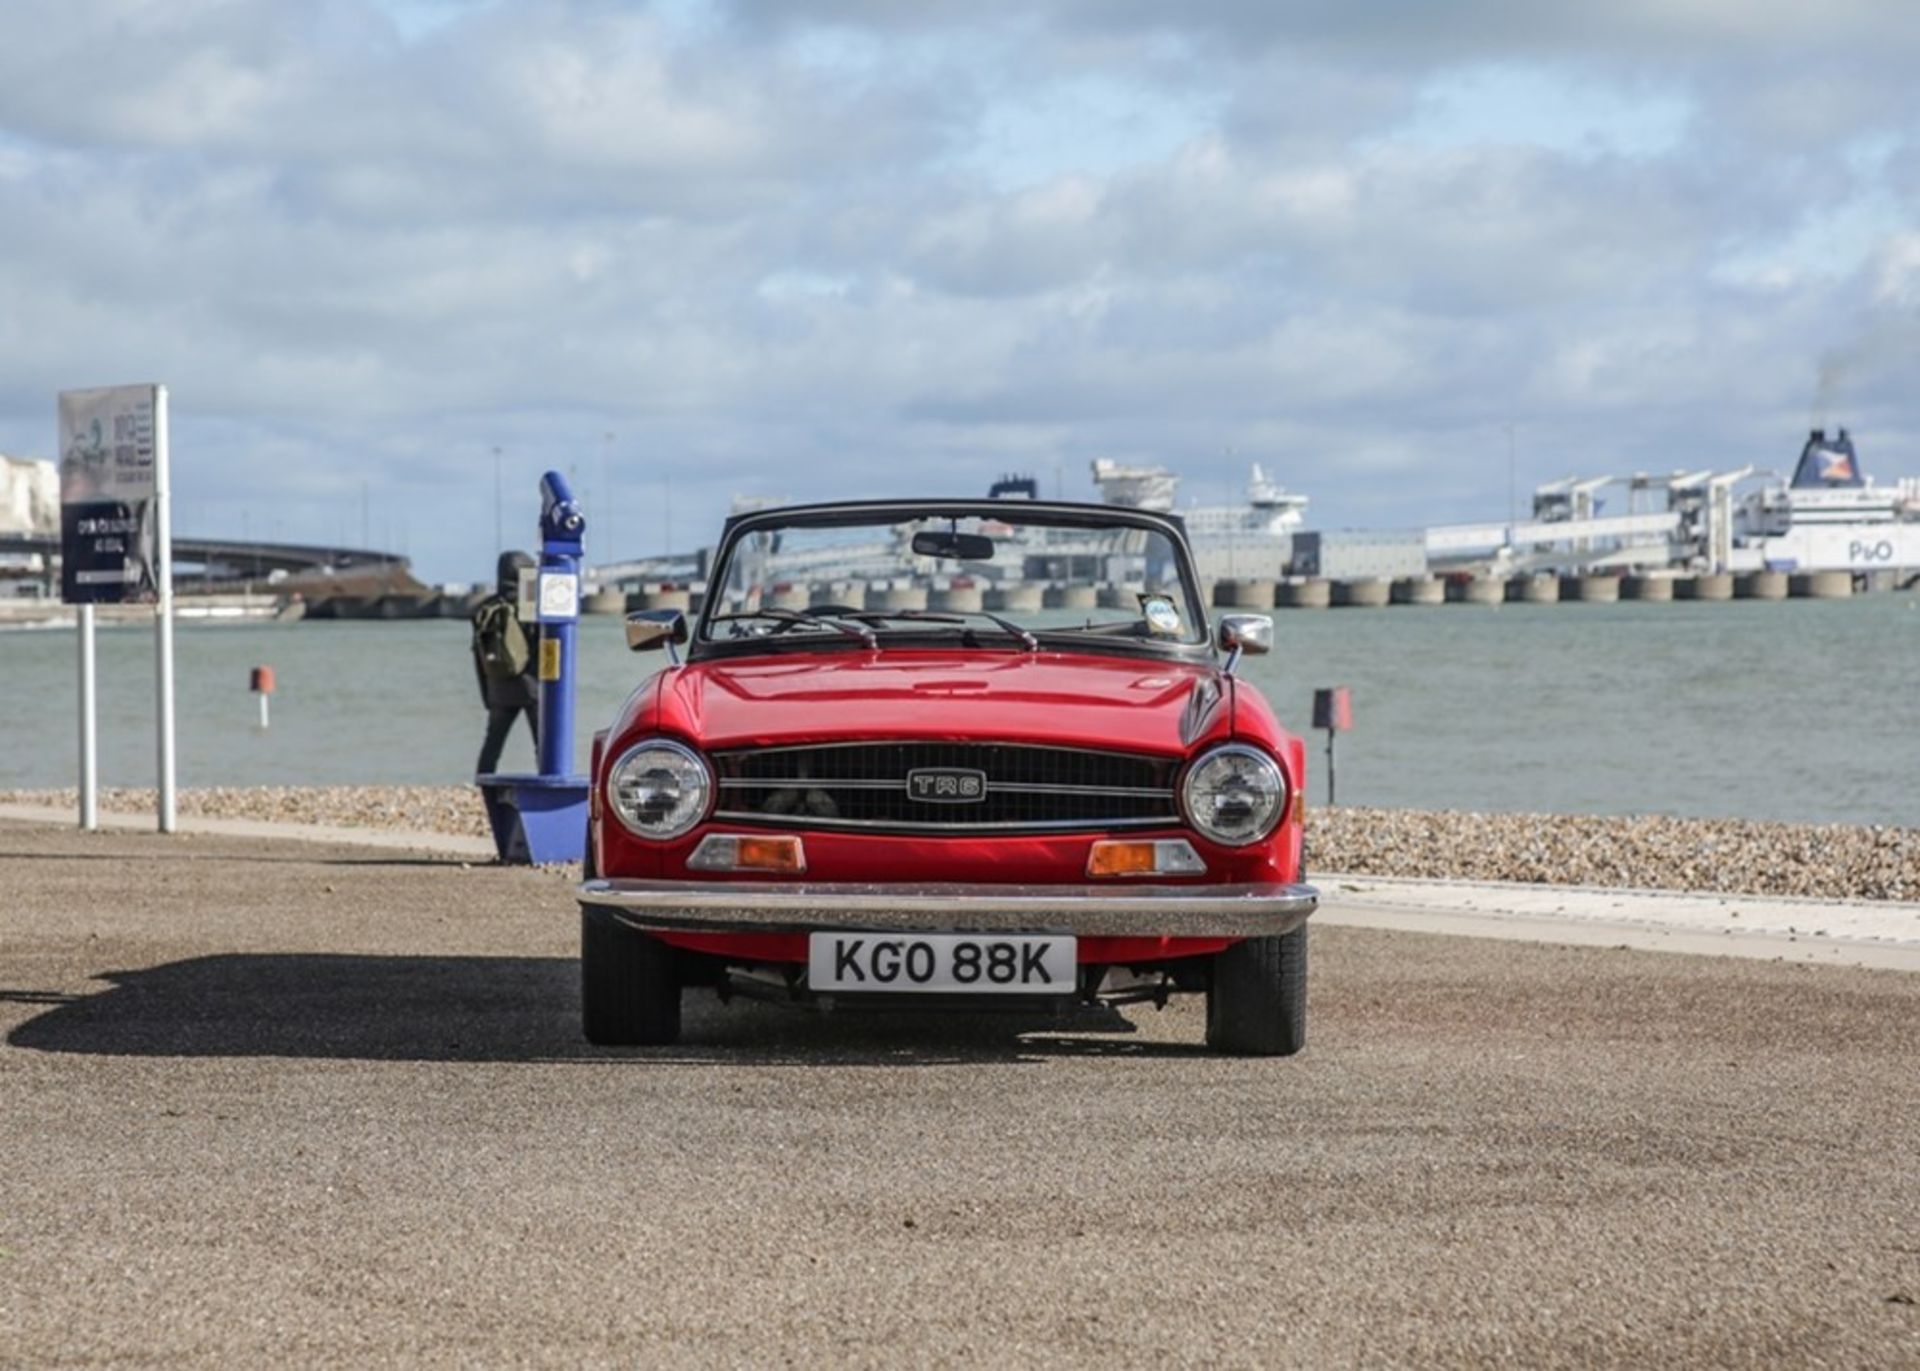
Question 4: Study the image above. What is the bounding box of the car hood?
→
[651,650,1231,757]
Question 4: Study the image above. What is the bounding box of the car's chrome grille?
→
[711,742,1182,833]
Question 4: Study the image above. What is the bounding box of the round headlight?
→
[608,740,711,839]
[1181,744,1287,847]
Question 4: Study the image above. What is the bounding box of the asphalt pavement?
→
[2,820,1916,1367]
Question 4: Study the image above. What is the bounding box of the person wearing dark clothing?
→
[472,550,541,775]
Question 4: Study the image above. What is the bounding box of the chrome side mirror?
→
[1217,614,1272,655]
[1216,613,1272,675]
[626,609,689,655]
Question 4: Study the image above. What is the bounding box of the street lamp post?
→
[602,431,614,562]
[492,445,503,553]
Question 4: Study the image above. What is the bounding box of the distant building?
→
[0,455,59,536]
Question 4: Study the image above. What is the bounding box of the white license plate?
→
[808,932,1076,995]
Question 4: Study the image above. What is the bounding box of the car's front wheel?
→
[581,903,681,1046]
[1205,926,1307,1056]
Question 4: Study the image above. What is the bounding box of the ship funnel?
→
[1792,426,1863,489]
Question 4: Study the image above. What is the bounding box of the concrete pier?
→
[1622,575,1675,602]
[764,583,812,612]
[813,581,862,610]
[626,587,692,613]
[1097,585,1138,610]
[1044,584,1099,610]
[1571,574,1621,603]
[1679,573,1734,602]
[1333,577,1392,608]
[1735,571,1789,601]
[1277,579,1331,609]
[582,587,627,616]
[1214,578,1276,609]
[1390,577,1446,606]
[1447,577,1504,605]
[1511,574,1560,604]
[867,584,929,613]
[986,584,1045,613]
[1791,570,1853,599]
[930,586,984,613]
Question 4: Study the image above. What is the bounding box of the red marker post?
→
[250,665,276,730]
[1311,686,1352,805]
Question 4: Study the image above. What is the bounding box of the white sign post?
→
[153,386,176,832]
[57,383,176,833]
[78,603,97,830]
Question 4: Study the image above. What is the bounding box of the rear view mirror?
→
[626,609,689,652]
[1216,614,1272,656]
[910,530,996,561]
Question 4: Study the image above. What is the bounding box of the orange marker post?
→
[250,665,276,729]
[1310,686,1352,805]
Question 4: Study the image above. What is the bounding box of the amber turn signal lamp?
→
[1086,839,1206,878]
[688,834,807,874]
[738,837,805,872]
[1088,841,1157,877]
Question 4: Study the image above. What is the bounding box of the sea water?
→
[2,595,1916,826]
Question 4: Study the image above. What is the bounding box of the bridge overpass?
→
[0,532,409,589]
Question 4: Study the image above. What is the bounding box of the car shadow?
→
[5,955,1211,1066]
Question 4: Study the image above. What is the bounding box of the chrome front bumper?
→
[577,878,1318,938]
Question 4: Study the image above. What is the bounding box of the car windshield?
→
[698,504,1206,652]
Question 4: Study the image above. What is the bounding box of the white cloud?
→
[1873,234,1920,306]
[0,0,1914,577]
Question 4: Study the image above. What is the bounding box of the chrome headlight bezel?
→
[1180,743,1288,848]
[607,738,712,840]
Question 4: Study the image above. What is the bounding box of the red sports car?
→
[577,498,1317,1054]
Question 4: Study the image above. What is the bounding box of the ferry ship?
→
[1730,428,1920,575]
[1088,459,1307,579]
[670,460,1312,596]
[1429,427,1920,581]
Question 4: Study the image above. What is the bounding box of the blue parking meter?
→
[535,471,584,777]
[476,469,591,864]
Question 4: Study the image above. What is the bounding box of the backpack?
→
[473,598,530,681]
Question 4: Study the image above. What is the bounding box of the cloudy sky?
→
[2,0,1916,581]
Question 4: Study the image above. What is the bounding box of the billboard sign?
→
[58,384,160,604]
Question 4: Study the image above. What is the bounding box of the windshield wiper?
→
[848,608,1039,652]
[708,607,877,648]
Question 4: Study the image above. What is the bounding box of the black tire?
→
[581,903,681,1046]
[1205,926,1308,1056]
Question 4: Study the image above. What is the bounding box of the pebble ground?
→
[5,785,1914,901]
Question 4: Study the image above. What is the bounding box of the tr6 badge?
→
[906,767,988,802]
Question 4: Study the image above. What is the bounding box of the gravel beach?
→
[3,784,1914,901]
